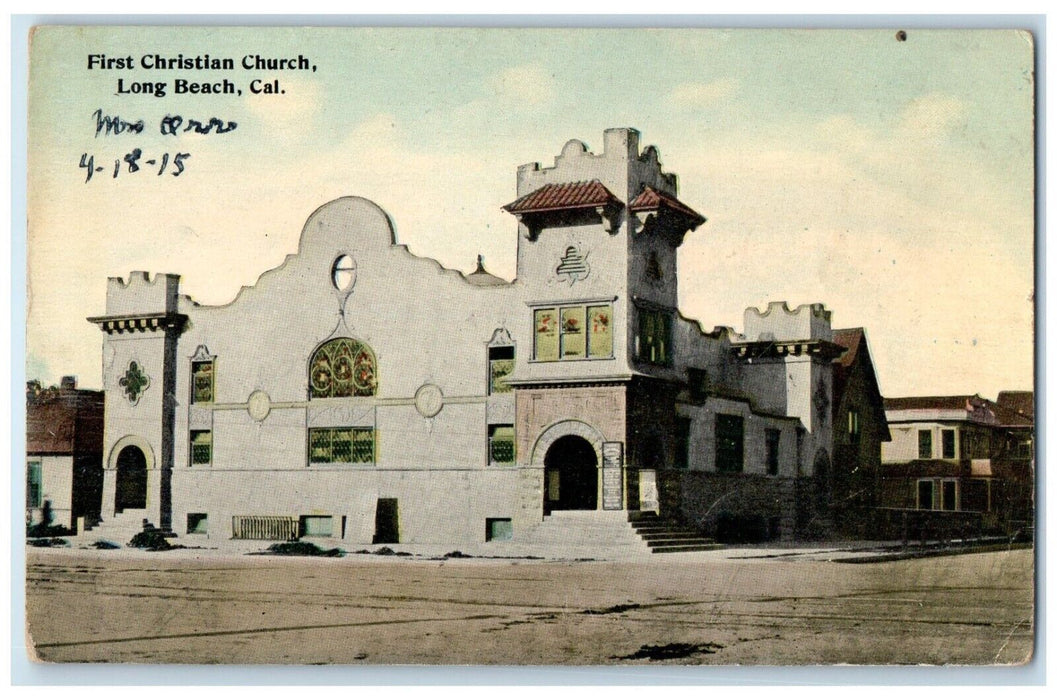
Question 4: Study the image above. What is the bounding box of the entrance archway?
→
[544,435,598,512]
[115,445,147,512]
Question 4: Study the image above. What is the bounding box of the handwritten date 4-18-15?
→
[79,149,190,183]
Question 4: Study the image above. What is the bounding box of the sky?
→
[25,26,1035,399]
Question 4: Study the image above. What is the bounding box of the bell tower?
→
[502,129,706,518]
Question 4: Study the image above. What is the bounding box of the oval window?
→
[331,255,357,292]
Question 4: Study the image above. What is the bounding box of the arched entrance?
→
[544,435,598,513]
[115,445,147,512]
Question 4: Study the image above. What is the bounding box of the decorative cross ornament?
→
[119,360,150,405]
[555,246,590,285]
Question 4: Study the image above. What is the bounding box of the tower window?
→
[636,307,672,366]
[533,303,612,361]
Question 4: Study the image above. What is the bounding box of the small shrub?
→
[28,537,68,548]
[27,522,74,538]
[128,529,179,551]
[265,541,342,557]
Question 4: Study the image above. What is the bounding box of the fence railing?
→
[231,515,298,540]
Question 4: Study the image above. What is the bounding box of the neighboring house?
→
[86,128,886,545]
[26,377,105,530]
[880,393,1034,533]
[828,328,891,536]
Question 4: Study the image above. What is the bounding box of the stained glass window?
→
[588,305,613,358]
[489,425,516,464]
[309,338,377,398]
[489,345,514,394]
[533,303,612,361]
[191,360,214,403]
[309,427,375,464]
[190,430,212,465]
[534,308,559,361]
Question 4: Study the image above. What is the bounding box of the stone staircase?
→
[513,510,650,558]
[500,510,721,558]
[79,508,162,545]
[627,511,723,554]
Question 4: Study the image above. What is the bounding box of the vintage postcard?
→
[23,25,1035,667]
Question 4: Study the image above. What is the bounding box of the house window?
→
[941,429,956,459]
[190,430,212,465]
[533,303,612,361]
[300,515,334,537]
[1016,438,1032,459]
[26,461,42,508]
[489,425,516,465]
[486,518,513,542]
[191,360,214,404]
[309,337,377,398]
[636,307,672,366]
[715,414,744,474]
[309,427,375,464]
[918,430,932,459]
[916,479,935,510]
[673,417,692,469]
[941,479,958,511]
[186,513,208,534]
[848,410,861,444]
[488,345,514,394]
[765,429,781,475]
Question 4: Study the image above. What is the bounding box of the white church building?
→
[88,128,863,547]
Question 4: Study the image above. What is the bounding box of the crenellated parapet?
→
[743,301,833,343]
[87,272,186,334]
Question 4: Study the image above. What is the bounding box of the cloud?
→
[489,63,557,106]
[898,93,967,140]
[666,78,739,109]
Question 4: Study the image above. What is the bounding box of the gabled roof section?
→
[629,186,706,230]
[502,180,621,215]
[831,327,890,441]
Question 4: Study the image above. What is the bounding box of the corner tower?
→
[503,129,705,518]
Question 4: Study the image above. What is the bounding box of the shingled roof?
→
[883,395,980,412]
[502,180,621,215]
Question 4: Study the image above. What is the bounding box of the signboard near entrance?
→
[601,441,623,510]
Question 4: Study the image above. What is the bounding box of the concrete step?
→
[627,510,721,554]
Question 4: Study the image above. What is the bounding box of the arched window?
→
[309,338,377,398]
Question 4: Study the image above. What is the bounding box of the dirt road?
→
[25,547,1034,665]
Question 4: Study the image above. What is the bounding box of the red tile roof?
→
[628,186,706,228]
[502,180,620,215]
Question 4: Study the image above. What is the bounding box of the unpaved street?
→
[25,548,1033,665]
